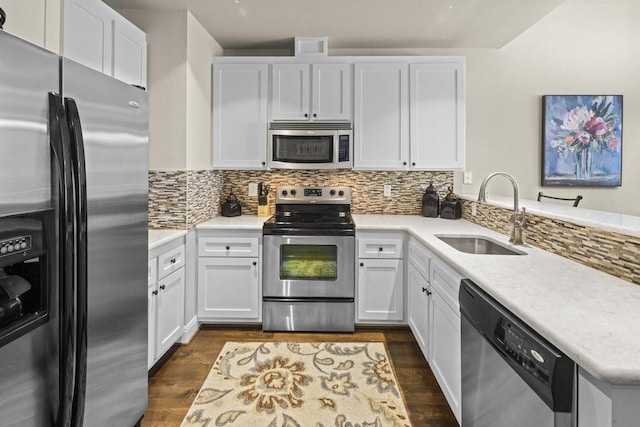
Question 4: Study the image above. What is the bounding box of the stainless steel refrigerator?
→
[0,30,148,426]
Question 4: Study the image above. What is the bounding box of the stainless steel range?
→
[262,186,355,332]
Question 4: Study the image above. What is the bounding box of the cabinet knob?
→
[225,246,230,250]
[360,262,364,267]
[253,261,257,266]
[261,161,266,166]
[313,113,317,118]
[152,290,158,296]
[304,113,309,118]
[403,161,407,166]
[378,247,383,252]
[412,162,416,166]
[159,285,166,290]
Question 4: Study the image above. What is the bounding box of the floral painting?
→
[542,95,622,186]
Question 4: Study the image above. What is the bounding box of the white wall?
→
[333,0,640,215]
[186,12,223,170]
[0,0,61,53]
[121,9,221,170]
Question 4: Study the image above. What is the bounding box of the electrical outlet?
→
[471,201,477,216]
[248,183,258,196]
[463,171,473,184]
[384,185,392,197]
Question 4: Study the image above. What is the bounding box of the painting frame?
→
[542,95,623,187]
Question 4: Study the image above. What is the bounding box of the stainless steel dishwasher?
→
[459,279,575,427]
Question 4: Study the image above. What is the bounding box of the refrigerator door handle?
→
[48,92,76,427]
[64,97,88,427]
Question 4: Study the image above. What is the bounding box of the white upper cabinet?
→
[212,63,268,169]
[353,63,409,170]
[410,62,465,170]
[113,14,147,88]
[270,63,351,121]
[354,59,465,171]
[63,0,147,87]
[64,0,113,75]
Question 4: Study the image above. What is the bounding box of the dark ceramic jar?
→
[421,182,440,217]
[440,187,462,220]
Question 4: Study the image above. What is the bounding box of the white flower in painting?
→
[561,106,592,132]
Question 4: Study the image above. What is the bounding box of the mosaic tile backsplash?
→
[221,170,453,216]
[462,201,640,286]
[149,168,639,286]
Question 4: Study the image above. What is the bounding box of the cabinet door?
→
[113,14,147,87]
[147,284,157,369]
[410,62,465,169]
[63,0,113,74]
[430,287,461,423]
[312,63,351,121]
[156,267,185,358]
[353,63,409,170]
[198,257,260,320]
[212,63,268,169]
[407,263,430,360]
[357,258,403,321]
[270,63,309,120]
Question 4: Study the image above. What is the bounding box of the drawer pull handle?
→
[422,287,432,296]
[159,285,166,290]
[225,246,230,250]
[360,262,364,267]
[170,258,176,264]
[152,290,158,296]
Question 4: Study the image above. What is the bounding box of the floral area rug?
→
[181,342,412,427]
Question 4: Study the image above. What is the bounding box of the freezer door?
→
[0,32,60,427]
[62,58,149,426]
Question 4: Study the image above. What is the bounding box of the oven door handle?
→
[263,297,355,303]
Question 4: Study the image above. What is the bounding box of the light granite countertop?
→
[148,229,187,251]
[458,193,640,238]
[149,214,640,386]
[353,214,640,386]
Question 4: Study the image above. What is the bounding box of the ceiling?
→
[104,0,567,51]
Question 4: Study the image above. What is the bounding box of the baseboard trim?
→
[181,316,199,344]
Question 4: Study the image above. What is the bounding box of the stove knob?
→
[291,189,297,196]
[330,189,336,196]
[338,190,344,196]
[282,190,288,196]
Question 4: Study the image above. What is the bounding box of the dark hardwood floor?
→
[142,327,459,426]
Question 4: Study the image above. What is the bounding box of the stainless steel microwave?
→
[267,122,352,170]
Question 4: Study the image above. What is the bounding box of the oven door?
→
[263,235,355,298]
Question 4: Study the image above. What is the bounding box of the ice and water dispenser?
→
[0,209,53,347]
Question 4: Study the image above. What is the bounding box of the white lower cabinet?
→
[407,260,431,359]
[198,257,259,320]
[356,232,405,323]
[197,231,261,322]
[406,237,462,424]
[148,238,185,369]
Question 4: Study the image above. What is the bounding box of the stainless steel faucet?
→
[477,172,527,245]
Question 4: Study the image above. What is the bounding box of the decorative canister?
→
[440,187,462,220]
[221,191,242,217]
[421,182,440,217]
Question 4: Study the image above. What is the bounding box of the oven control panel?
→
[277,186,351,204]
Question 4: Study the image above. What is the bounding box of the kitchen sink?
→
[435,235,526,255]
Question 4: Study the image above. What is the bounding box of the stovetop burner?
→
[263,186,354,235]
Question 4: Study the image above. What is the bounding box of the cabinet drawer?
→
[408,239,431,280]
[358,238,403,259]
[148,257,157,287]
[430,257,463,312]
[198,237,259,258]
[158,244,185,279]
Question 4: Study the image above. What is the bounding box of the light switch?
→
[384,185,392,197]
